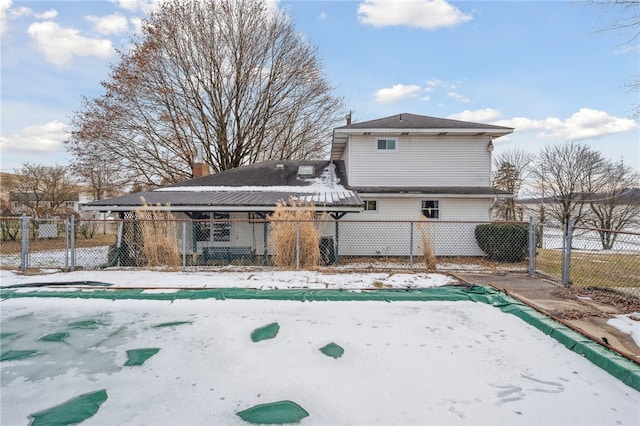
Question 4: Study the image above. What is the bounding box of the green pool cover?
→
[236,400,309,424]
[1,349,43,362]
[39,332,70,342]
[1,284,639,391]
[319,342,344,359]
[28,389,108,426]
[251,322,280,342]
[124,348,161,366]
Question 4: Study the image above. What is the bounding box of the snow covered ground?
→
[1,269,639,425]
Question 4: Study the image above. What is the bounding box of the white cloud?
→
[86,13,129,35]
[35,9,57,20]
[447,91,470,103]
[27,21,115,66]
[448,108,502,123]
[0,0,11,37]
[318,12,327,20]
[0,121,68,155]
[493,108,638,140]
[358,0,472,30]
[374,84,422,103]
[110,0,155,13]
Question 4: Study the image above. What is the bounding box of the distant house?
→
[84,113,513,259]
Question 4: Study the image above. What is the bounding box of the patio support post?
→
[334,220,339,266]
[528,216,536,277]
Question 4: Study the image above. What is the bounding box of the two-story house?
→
[84,113,513,260]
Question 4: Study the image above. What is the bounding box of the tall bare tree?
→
[587,0,640,117]
[585,160,640,248]
[7,163,77,217]
[531,142,606,233]
[67,0,344,187]
[492,148,534,221]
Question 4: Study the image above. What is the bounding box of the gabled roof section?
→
[331,113,514,160]
[84,160,363,213]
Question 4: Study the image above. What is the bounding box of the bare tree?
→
[7,163,77,217]
[531,142,606,233]
[67,0,345,187]
[492,148,534,221]
[587,0,640,117]
[585,160,640,248]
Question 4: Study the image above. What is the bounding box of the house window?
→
[377,139,396,151]
[421,200,440,219]
[212,213,231,241]
[363,200,378,211]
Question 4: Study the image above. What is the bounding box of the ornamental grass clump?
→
[135,199,181,269]
[267,199,327,269]
[416,216,437,271]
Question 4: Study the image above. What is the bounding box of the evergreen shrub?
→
[474,223,528,262]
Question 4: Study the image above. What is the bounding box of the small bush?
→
[475,223,528,262]
[134,199,181,269]
[267,199,327,269]
[415,217,437,270]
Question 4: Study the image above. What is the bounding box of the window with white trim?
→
[421,200,440,219]
[212,212,231,241]
[363,200,378,211]
[376,138,396,151]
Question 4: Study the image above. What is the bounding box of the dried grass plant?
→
[267,199,327,269]
[416,216,437,271]
[135,198,181,269]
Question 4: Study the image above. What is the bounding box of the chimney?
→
[346,111,352,125]
[192,145,210,178]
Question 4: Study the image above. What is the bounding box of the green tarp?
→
[2,285,639,391]
[236,400,309,424]
[124,348,161,366]
[28,389,108,426]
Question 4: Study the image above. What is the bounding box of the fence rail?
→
[1,215,638,297]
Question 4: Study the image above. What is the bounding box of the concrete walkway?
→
[453,272,640,364]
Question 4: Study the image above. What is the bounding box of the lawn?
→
[536,248,640,289]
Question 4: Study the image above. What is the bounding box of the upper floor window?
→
[377,138,396,151]
[363,200,378,211]
[421,200,440,219]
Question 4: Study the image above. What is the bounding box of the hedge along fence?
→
[475,223,529,262]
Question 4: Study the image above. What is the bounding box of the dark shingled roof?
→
[331,113,513,160]
[85,160,363,212]
[164,160,351,188]
[335,113,513,131]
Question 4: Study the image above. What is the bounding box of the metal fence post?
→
[65,219,69,270]
[528,216,536,277]
[409,221,414,270]
[70,215,76,271]
[562,219,573,287]
[20,214,28,272]
[295,221,300,271]
[182,221,187,271]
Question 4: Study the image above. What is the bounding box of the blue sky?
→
[1,0,639,174]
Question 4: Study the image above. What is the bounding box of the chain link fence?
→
[1,215,638,298]
[536,222,640,297]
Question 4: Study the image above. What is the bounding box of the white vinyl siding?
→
[347,135,491,187]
